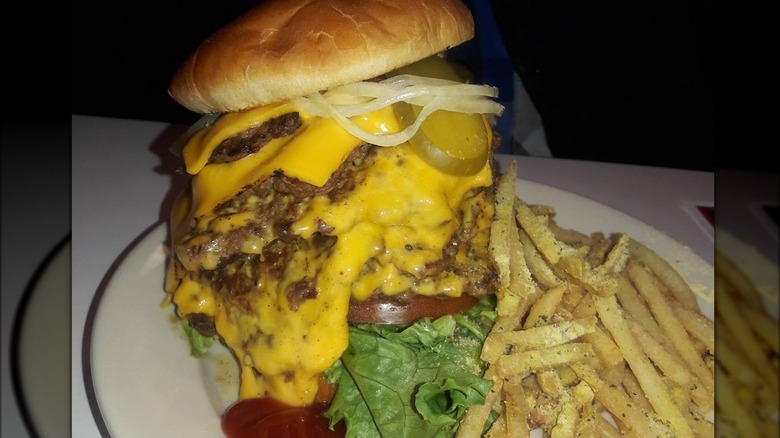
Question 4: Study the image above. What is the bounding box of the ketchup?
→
[222,397,345,438]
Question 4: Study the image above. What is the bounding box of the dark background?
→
[68,1,764,173]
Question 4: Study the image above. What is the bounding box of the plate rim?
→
[11,234,72,438]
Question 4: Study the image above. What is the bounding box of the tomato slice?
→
[222,397,345,438]
[348,293,479,325]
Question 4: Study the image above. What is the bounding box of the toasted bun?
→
[169,0,474,114]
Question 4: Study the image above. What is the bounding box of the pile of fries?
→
[457,163,721,437]
[714,250,779,437]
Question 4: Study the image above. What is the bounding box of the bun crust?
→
[169,0,474,114]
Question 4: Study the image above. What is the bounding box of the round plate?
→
[13,237,71,438]
[88,179,714,437]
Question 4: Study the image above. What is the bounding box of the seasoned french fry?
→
[489,161,517,294]
[497,343,594,376]
[599,233,631,275]
[684,407,715,438]
[485,317,595,363]
[671,300,715,354]
[579,324,624,370]
[715,249,765,311]
[716,273,780,397]
[515,199,572,265]
[621,368,654,413]
[615,273,676,352]
[503,375,532,438]
[536,370,564,396]
[457,364,504,438]
[570,291,597,319]
[627,318,695,390]
[484,414,507,438]
[519,228,562,289]
[629,238,699,311]
[523,282,567,328]
[549,395,577,438]
[547,219,594,247]
[556,254,618,297]
[594,414,623,438]
[469,189,720,437]
[739,304,780,354]
[715,362,762,437]
[596,294,695,438]
[571,363,669,437]
[585,234,613,267]
[716,318,761,388]
[627,260,714,395]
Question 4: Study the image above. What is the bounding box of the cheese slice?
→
[170,100,495,406]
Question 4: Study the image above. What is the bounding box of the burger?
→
[162,0,506,435]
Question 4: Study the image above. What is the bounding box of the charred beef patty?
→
[172,112,497,336]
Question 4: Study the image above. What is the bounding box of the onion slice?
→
[290,74,504,148]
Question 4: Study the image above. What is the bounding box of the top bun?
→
[169,0,475,114]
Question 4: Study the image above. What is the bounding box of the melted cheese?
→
[169,101,494,407]
[184,104,401,218]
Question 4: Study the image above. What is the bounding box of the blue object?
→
[447,0,515,154]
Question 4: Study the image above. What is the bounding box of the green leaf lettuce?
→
[324,296,496,438]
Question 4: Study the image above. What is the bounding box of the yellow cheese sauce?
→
[168,102,495,406]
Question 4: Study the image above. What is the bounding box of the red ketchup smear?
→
[222,397,346,438]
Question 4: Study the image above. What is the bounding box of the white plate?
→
[88,179,714,437]
[14,238,71,438]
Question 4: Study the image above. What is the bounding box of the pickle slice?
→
[392,56,490,176]
[395,102,489,176]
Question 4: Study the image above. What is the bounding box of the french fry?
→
[595,294,695,438]
[570,291,597,319]
[579,324,624,370]
[559,283,585,313]
[627,318,695,391]
[467,188,720,437]
[585,234,613,267]
[598,233,631,276]
[523,282,567,329]
[570,363,669,437]
[547,219,594,247]
[497,343,595,377]
[671,301,715,354]
[715,362,762,437]
[594,414,624,438]
[457,364,504,438]
[715,249,765,311]
[519,228,562,289]
[503,375,532,438]
[615,273,677,353]
[627,260,714,396]
[683,406,715,438]
[715,273,780,397]
[739,304,780,354]
[484,414,508,438]
[715,319,761,388]
[628,238,699,311]
[621,368,654,413]
[502,231,542,320]
[482,317,595,363]
[489,161,517,294]
[536,370,564,397]
[549,395,577,438]
[556,254,618,297]
[515,199,572,265]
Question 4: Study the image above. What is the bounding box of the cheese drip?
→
[167,101,494,406]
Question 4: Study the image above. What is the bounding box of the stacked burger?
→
[163,0,506,435]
